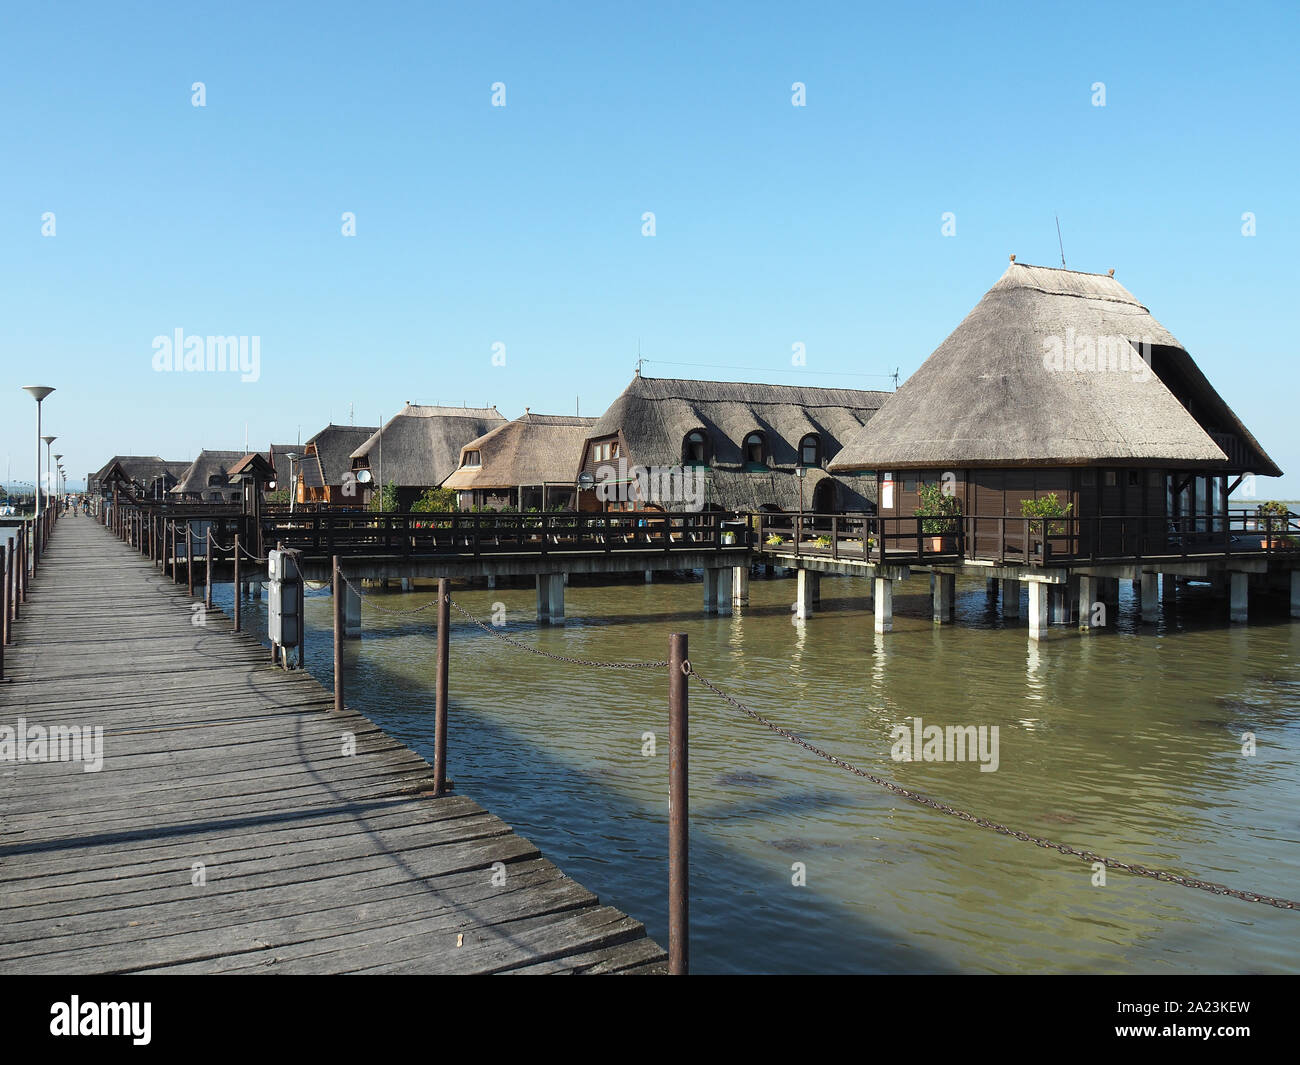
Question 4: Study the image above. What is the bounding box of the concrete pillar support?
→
[344,580,362,638]
[1140,572,1159,622]
[932,572,955,624]
[537,573,565,624]
[1028,581,1049,641]
[795,568,819,619]
[1229,571,1248,624]
[703,567,733,616]
[874,577,893,634]
[732,565,750,606]
[1000,578,1020,618]
[1291,571,1300,619]
[1077,574,1099,630]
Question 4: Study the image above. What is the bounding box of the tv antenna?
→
[1055,214,1067,268]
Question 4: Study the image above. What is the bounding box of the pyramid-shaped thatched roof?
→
[443,413,595,491]
[829,262,1280,475]
[350,405,506,488]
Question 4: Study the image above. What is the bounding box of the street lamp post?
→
[21,386,54,565]
[53,455,63,511]
[286,452,299,514]
[43,436,56,520]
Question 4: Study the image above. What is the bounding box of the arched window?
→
[744,431,766,467]
[683,430,708,466]
[800,434,820,466]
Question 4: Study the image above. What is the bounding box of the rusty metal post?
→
[205,528,213,609]
[5,540,13,636]
[233,534,242,632]
[297,557,305,669]
[186,524,194,596]
[332,556,344,712]
[1,546,7,673]
[668,631,689,975]
[19,525,28,604]
[434,577,449,796]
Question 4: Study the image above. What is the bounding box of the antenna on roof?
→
[1055,215,1066,268]
[635,339,644,377]
[892,367,900,391]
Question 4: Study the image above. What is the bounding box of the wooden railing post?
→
[668,631,689,976]
[205,528,214,610]
[186,523,194,596]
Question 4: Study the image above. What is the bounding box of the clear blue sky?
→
[1,1,1296,495]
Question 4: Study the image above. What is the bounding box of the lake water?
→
[213,569,1300,974]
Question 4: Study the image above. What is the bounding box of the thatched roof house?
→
[829,260,1282,558]
[170,451,247,503]
[296,425,378,505]
[443,413,596,509]
[349,404,506,509]
[581,375,889,512]
[91,456,190,501]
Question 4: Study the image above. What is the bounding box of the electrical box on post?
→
[268,548,301,649]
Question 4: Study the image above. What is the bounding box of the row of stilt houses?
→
[89,259,1297,638]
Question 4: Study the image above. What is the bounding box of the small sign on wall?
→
[882,473,895,510]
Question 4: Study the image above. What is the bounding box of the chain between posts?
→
[321,576,1299,912]
[683,666,1299,911]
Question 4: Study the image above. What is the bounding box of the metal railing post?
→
[668,631,689,976]
[233,534,242,632]
[333,556,344,712]
[434,577,450,796]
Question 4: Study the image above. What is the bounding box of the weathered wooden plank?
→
[0,517,665,975]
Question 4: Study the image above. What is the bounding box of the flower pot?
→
[926,535,953,553]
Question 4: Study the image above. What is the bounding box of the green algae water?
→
[218,572,1300,974]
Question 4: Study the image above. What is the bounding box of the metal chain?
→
[337,573,444,616]
[448,597,668,669]
[685,666,1299,911]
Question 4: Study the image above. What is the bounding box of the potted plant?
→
[813,534,833,549]
[1257,500,1292,549]
[915,481,962,553]
[765,533,786,547]
[1020,493,1073,554]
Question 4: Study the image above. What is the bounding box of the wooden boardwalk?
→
[0,516,665,974]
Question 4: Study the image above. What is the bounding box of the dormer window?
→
[800,434,820,466]
[743,431,767,468]
[683,430,708,466]
[462,450,481,468]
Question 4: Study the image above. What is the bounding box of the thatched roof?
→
[588,376,888,511]
[299,425,378,490]
[443,413,596,491]
[591,376,889,467]
[701,468,876,512]
[350,405,506,487]
[830,262,1281,475]
[170,451,246,496]
[92,456,189,497]
[227,453,276,482]
[267,444,300,490]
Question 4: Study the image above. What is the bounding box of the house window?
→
[683,431,707,466]
[1104,471,1117,487]
[800,434,820,466]
[1127,471,1140,487]
[744,432,766,466]
[463,450,481,467]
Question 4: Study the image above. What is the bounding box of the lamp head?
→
[22,386,55,403]
[42,435,56,446]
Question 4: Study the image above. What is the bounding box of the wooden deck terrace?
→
[0,514,666,974]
